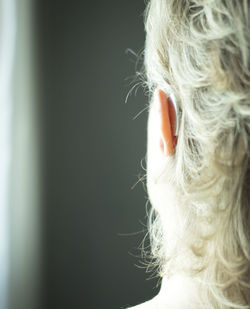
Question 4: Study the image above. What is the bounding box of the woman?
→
[130,0,250,308]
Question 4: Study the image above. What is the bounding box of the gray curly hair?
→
[143,0,250,307]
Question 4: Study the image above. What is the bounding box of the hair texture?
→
[143,0,250,308]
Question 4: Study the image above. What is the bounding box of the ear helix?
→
[158,89,179,156]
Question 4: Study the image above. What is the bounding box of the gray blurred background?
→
[2,1,159,309]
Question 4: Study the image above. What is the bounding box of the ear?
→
[158,89,178,156]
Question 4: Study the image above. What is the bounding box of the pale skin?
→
[129,89,201,309]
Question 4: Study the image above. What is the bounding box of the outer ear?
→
[158,89,178,156]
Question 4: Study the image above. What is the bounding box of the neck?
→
[156,274,202,308]
[128,274,203,309]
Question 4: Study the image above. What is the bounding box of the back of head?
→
[143,0,250,307]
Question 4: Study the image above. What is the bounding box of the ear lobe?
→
[158,89,178,156]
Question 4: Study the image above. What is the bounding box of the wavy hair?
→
[143,0,250,307]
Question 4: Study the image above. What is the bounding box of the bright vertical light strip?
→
[0,0,16,308]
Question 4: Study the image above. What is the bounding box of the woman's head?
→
[144,0,250,307]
